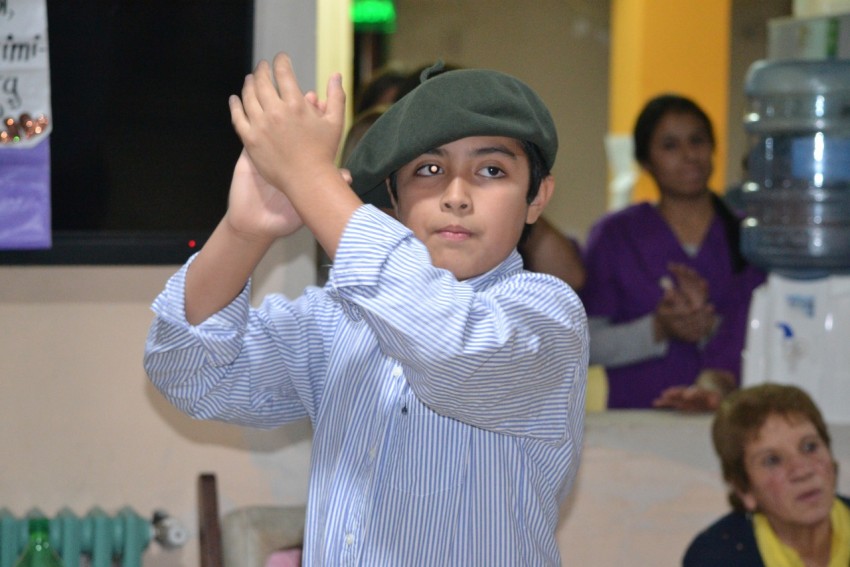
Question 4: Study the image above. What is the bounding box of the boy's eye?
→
[479,165,506,178]
[415,163,442,176]
[802,439,822,453]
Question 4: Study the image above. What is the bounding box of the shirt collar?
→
[464,249,524,292]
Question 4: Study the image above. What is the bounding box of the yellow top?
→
[753,498,850,567]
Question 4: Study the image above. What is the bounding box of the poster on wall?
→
[0,0,52,250]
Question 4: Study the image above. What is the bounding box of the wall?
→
[391,0,792,240]
[727,0,794,185]
[0,234,318,567]
[1,2,802,566]
[391,0,611,240]
[1,1,322,565]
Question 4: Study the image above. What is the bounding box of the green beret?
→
[344,65,558,209]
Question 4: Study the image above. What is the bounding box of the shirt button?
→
[392,365,402,378]
[369,446,377,459]
[345,533,355,546]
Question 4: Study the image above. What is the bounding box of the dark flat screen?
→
[0,1,253,265]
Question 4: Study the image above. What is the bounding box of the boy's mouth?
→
[436,225,473,241]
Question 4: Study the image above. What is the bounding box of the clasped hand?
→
[651,264,730,413]
[654,263,716,344]
[653,369,736,412]
[225,53,346,240]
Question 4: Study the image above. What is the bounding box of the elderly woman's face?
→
[738,413,836,532]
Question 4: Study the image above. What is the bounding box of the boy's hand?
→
[225,149,303,240]
[228,53,346,196]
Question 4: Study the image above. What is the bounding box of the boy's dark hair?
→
[521,140,549,205]
[345,65,558,210]
[632,94,715,164]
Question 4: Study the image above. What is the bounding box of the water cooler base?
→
[742,272,850,424]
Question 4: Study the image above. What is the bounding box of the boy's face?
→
[391,136,552,280]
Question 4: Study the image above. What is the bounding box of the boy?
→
[144,53,587,565]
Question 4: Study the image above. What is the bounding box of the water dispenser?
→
[741,59,850,278]
[741,59,850,424]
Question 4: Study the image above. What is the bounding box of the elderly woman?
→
[683,383,850,566]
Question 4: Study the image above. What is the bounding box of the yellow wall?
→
[317,0,354,126]
[609,0,731,203]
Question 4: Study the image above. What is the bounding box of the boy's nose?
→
[441,178,471,211]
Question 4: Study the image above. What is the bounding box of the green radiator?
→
[0,507,155,567]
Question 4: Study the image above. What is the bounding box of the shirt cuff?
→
[151,253,252,331]
[329,204,411,289]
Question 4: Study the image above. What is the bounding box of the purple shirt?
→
[580,202,765,408]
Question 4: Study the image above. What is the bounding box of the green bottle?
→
[14,518,64,567]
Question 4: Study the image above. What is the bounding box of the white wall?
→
[392,0,611,240]
[0,237,317,567]
[0,1,319,565]
[391,0,792,240]
[1,2,801,566]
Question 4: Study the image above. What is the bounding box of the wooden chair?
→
[197,473,306,567]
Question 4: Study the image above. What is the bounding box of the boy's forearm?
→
[229,54,358,260]
[279,165,363,261]
[184,216,275,325]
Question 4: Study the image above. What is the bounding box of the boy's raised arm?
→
[229,53,361,260]
[184,149,303,325]
[184,53,357,326]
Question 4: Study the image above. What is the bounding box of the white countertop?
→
[556,409,850,566]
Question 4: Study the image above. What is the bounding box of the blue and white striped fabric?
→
[145,205,588,566]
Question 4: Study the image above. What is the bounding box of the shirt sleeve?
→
[588,315,668,367]
[330,206,588,440]
[143,255,321,428]
[581,212,671,368]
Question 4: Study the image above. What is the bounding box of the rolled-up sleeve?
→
[144,258,312,428]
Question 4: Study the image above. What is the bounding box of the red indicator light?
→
[188,240,197,248]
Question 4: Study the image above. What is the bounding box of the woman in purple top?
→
[580,94,765,411]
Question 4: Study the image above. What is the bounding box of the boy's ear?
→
[526,175,554,225]
[385,179,400,218]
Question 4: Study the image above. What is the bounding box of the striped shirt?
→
[145,205,588,566]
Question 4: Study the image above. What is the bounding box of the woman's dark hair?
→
[633,94,748,271]
[355,68,407,115]
[711,192,747,273]
[632,94,715,164]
